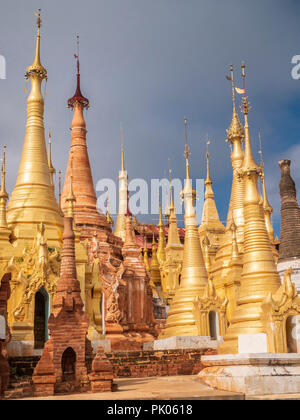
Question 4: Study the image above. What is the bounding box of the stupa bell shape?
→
[219,90,281,354]
[61,55,110,233]
[7,16,63,244]
[159,152,208,338]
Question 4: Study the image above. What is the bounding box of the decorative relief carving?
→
[8,223,60,324]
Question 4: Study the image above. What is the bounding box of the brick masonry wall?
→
[9,348,216,380]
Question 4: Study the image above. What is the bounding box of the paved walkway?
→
[21,375,244,400]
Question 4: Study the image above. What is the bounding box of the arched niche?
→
[61,347,76,382]
[209,310,220,340]
[34,287,50,349]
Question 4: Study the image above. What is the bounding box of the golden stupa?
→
[198,147,225,273]
[159,179,183,302]
[219,64,284,354]
[5,12,102,355]
[7,11,63,246]
[159,135,209,337]
[156,203,166,266]
[210,65,245,321]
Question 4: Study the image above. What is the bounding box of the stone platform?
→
[198,353,300,396]
[143,336,220,351]
[17,375,245,400]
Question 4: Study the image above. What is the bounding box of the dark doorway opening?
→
[34,288,49,349]
[61,347,76,382]
[209,311,219,340]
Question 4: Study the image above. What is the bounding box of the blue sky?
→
[1,0,300,236]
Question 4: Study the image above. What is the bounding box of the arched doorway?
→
[61,347,76,382]
[34,287,50,349]
[209,311,219,340]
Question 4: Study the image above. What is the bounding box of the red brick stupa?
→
[119,200,156,344]
[61,40,111,236]
[32,178,114,396]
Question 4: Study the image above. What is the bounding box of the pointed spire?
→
[56,200,81,309]
[7,11,62,242]
[204,146,213,199]
[120,122,125,172]
[184,116,191,180]
[160,122,208,338]
[62,39,109,231]
[0,145,9,230]
[48,132,56,187]
[230,221,239,260]
[219,65,281,354]
[67,36,89,109]
[115,125,129,241]
[157,201,166,264]
[200,144,225,230]
[258,133,274,242]
[106,195,114,226]
[150,234,161,287]
[58,170,62,210]
[202,235,211,274]
[65,154,76,218]
[143,237,150,271]
[226,64,244,143]
[26,9,47,80]
[181,117,196,211]
[0,145,8,201]
[241,63,260,173]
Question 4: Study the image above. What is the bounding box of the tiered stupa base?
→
[198,353,300,396]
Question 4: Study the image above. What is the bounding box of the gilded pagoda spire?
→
[258,134,275,243]
[261,172,274,241]
[0,145,9,231]
[157,201,166,265]
[61,37,110,233]
[210,65,245,321]
[106,195,114,227]
[160,119,208,338]
[226,63,245,228]
[219,64,281,354]
[199,144,225,273]
[200,146,224,230]
[7,10,62,244]
[167,183,181,246]
[150,234,161,287]
[143,237,150,271]
[47,132,56,187]
[226,64,244,144]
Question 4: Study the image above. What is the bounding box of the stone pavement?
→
[19,375,244,400]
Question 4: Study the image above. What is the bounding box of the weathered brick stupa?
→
[61,39,112,237]
[61,46,157,350]
[277,159,300,292]
[32,179,114,396]
[119,210,156,344]
[0,273,11,397]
